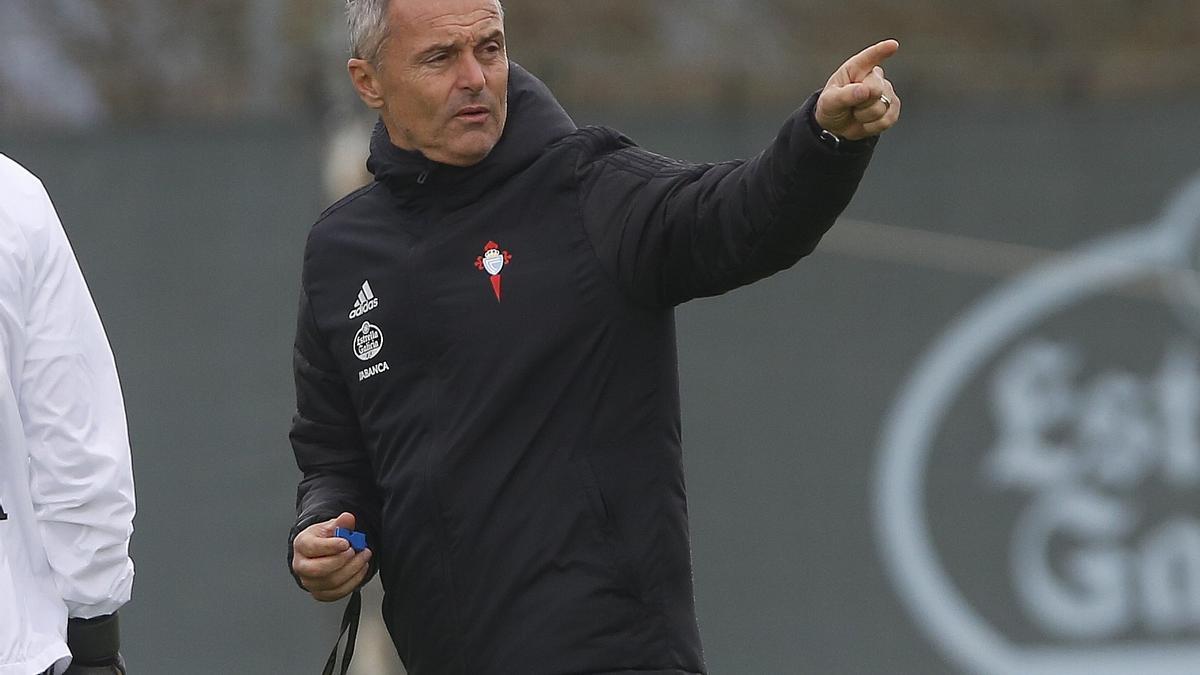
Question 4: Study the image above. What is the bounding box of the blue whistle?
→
[334,527,368,552]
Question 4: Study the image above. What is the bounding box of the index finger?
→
[844,39,899,82]
[294,527,352,558]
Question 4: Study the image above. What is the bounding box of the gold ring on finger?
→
[880,94,892,110]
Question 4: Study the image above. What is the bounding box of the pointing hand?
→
[816,39,902,141]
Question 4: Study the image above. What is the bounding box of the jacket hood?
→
[366,63,577,203]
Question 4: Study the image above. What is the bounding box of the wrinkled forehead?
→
[389,0,505,45]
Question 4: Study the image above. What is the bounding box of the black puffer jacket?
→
[289,64,875,675]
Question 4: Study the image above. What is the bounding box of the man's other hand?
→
[816,39,901,141]
[292,512,373,602]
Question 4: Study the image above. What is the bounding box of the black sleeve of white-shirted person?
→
[572,91,876,309]
[288,284,382,590]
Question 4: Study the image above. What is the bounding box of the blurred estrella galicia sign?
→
[875,174,1200,675]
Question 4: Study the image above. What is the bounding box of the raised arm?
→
[575,40,900,307]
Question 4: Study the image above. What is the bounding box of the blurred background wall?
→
[2,1,1199,673]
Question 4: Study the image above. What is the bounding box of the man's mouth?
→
[456,106,491,123]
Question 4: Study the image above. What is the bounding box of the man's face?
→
[349,0,509,167]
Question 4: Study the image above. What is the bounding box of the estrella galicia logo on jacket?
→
[353,321,389,381]
[475,240,512,302]
[349,280,378,319]
[353,321,384,361]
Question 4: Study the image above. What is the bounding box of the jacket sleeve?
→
[574,92,876,307]
[288,283,380,586]
[20,178,135,620]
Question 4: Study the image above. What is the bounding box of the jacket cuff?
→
[801,90,879,156]
[66,612,121,666]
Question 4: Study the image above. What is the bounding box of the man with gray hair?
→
[288,0,899,673]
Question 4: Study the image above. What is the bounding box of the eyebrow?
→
[415,29,505,60]
[416,41,457,60]
[478,29,505,45]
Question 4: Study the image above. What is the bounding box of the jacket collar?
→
[366,63,577,206]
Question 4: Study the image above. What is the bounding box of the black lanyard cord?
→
[322,590,362,675]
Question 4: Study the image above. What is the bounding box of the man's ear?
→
[348,59,385,109]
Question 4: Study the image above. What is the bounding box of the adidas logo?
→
[348,280,379,319]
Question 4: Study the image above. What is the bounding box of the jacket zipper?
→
[417,159,434,185]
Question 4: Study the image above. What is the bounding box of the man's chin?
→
[438,135,501,168]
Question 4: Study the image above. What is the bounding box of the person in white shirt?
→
[0,154,134,675]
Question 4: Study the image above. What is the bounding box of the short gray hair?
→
[345,0,505,65]
[346,0,392,65]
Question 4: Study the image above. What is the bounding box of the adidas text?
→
[349,297,379,319]
[349,280,378,318]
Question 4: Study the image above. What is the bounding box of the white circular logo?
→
[875,173,1200,674]
[353,321,384,362]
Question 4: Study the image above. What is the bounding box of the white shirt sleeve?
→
[15,165,135,619]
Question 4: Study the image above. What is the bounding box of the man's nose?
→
[457,53,486,93]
